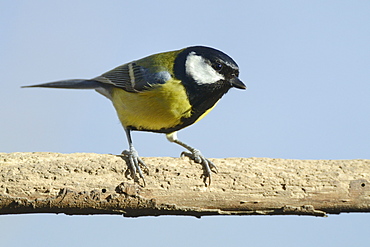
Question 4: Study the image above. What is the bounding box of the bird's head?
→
[174,46,246,91]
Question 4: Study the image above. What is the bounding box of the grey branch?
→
[1,152,369,217]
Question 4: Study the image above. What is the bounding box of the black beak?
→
[230,77,247,90]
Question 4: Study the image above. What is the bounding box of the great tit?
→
[23,46,246,186]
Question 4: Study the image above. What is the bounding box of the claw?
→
[181,149,218,186]
[117,147,149,186]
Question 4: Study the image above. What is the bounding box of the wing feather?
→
[92,62,171,93]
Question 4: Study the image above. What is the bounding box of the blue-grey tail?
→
[22,79,102,89]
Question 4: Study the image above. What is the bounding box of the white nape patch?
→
[185,52,224,84]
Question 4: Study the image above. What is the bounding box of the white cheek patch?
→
[185,52,224,85]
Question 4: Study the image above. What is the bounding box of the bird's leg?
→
[118,128,148,186]
[166,132,218,186]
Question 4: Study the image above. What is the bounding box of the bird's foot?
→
[181,149,218,186]
[118,147,149,186]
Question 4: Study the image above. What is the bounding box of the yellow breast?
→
[111,79,192,130]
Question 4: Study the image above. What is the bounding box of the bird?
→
[23,46,246,186]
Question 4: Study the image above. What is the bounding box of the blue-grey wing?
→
[92,62,171,92]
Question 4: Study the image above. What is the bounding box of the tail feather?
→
[22,79,102,89]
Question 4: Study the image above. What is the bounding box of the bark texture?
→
[1,152,369,217]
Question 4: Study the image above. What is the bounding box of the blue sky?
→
[1,1,370,246]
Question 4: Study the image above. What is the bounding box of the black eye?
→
[212,62,223,71]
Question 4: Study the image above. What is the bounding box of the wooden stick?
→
[1,152,369,217]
